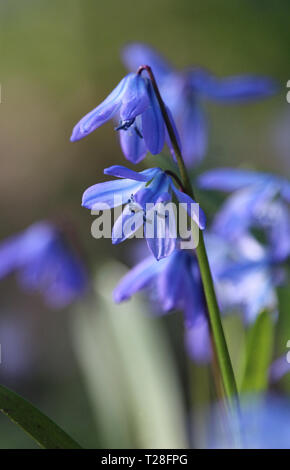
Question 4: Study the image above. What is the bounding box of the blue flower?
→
[210,394,290,449]
[122,43,278,166]
[114,248,205,323]
[71,72,171,163]
[0,222,88,308]
[198,168,290,260]
[82,165,206,260]
[114,245,210,362]
[208,233,284,324]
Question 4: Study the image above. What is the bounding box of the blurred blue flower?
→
[71,72,173,163]
[270,355,290,383]
[0,222,88,308]
[210,395,290,449]
[82,165,205,260]
[208,233,285,324]
[114,245,211,361]
[198,168,290,260]
[122,43,278,166]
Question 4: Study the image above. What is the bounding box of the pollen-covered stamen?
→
[115,118,135,131]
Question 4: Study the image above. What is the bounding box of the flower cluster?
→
[69,43,288,370]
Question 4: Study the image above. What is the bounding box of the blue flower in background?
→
[208,233,285,324]
[82,165,206,260]
[198,168,290,260]
[0,222,88,308]
[210,395,290,449]
[71,72,174,163]
[122,43,278,166]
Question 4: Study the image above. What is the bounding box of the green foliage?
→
[0,384,82,449]
[240,311,274,393]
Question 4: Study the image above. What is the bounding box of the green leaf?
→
[0,384,82,449]
[240,310,274,393]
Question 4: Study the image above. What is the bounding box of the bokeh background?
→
[0,0,289,448]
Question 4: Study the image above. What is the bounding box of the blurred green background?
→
[0,0,289,448]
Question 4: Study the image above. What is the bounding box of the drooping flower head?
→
[82,165,206,260]
[122,43,278,166]
[0,222,88,308]
[71,72,178,163]
[114,243,211,361]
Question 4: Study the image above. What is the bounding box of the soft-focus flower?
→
[269,355,290,383]
[198,168,290,260]
[82,165,206,260]
[208,233,284,324]
[122,43,277,166]
[71,72,174,163]
[114,245,211,361]
[0,222,88,308]
[210,395,290,449]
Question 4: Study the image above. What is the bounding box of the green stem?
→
[139,65,239,406]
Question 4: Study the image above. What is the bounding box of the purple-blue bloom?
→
[208,233,284,324]
[114,247,205,325]
[198,168,290,261]
[122,43,278,166]
[210,395,290,449]
[70,72,172,163]
[0,222,88,308]
[82,165,206,260]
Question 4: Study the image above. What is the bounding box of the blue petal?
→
[185,317,211,363]
[157,251,186,310]
[179,101,207,166]
[267,202,290,262]
[112,205,144,244]
[213,184,278,239]
[121,43,173,85]
[198,168,269,192]
[113,255,167,302]
[145,208,177,260]
[146,171,171,202]
[119,74,150,121]
[141,80,165,154]
[172,185,206,230]
[183,259,207,327]
[0,223,56,279]
[82,178,144,209]
[70,75,129,141]
[189,67,278,102]
[104,165,160,181]
[119,128,148,163]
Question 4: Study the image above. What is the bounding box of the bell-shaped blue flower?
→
[71,72,172,163]
[122,43,278,166]
[0,222,88,308]
[82,165,206,260]
[114,248,204,322]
